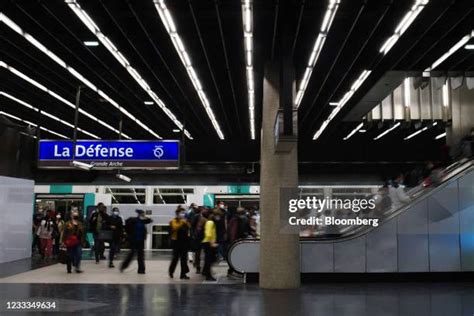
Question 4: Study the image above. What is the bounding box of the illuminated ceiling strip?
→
[374,122,401,140]
[343,122,363,140]
[0,13,139,140]
[0,110,68,139]
[152,0,222,139]
[404,122,437,140]
[0,91,100,139]
[425,30,474,71]
[313,70,371,140]
[435,132,446,140]
[65,2,191,139]
[295,0,340,107]
[0,61,131,139]
[313,1,428,141]
[380,0,429,55]
[242,0,255,140]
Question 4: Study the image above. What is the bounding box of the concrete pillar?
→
[259,64,300,289]
[447,80,474,153]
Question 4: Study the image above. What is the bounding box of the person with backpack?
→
[168,206,191,279]
[120,209,153,274]
[61,210,85,273]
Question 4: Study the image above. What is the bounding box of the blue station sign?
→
[38,140,180,169]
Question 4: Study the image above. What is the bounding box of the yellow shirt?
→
[201,220,216,244]
[169,218,188,240]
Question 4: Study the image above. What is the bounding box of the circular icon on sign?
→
[153,146,164,159]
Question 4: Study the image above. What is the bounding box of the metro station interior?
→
[0,0,473,315]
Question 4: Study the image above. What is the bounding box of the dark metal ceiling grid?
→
[0,0,472,163]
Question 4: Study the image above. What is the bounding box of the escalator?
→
[228,158,474,274]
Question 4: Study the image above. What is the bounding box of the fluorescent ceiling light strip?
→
[152,0,221,139]
[465,44,474,50]
[404,126,428,140]
[426,31,474,71]
[0,91,100,139]
[0,110,68,139]
[242,0,255,139]
[0,14,141,139]
[295,0,340,108]
[374,122,401,140]
[312,0,427,140]
[61,3,184,139]
[379,0,429,55]
[312,70,371,140]
[343,122,363,140]
[435,132,446,140]
[0,61,129,139]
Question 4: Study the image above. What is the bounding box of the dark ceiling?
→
[0,0,473,167]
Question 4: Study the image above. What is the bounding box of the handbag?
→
[97,230,114,241]
[58,246,68,264]
[64,235,79,248]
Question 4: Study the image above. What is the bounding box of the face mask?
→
[113,211,119,216]
[56,215,61,219]
[219,204,225,209]
[179,213,185,218]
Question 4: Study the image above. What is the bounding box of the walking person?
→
[36,210,55,262]
[120,210,153,274]
[61,210,85,273]
[105,207,124,268]
[89,203,109,263]
[191,206,206,273]
[201,209,218,281]
[168,207,191,279]
[53,213,65,257]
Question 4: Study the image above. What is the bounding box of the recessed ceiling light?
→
[144,101,154,105]
[329,102,339,106]
[359,129,367,133]
[172,129,180,133]
[83,41,99,46]
[465,44,474,50]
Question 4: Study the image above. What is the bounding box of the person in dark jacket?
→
[226,207,249,276]
[168,207,191,279]
[191,206,207,273]
[120,209,153,274]
[104,207,124,268]
[88,203,109,263]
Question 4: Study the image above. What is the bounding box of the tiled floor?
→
[0,282,473,315]
[0,260,242,285]
[1,253,474,315]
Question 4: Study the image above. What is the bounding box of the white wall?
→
[0,176,34,263]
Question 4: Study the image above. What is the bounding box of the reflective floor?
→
[0,282,474,315]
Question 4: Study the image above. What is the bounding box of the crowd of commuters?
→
[168,203,259,281]
[32,200,259,281]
